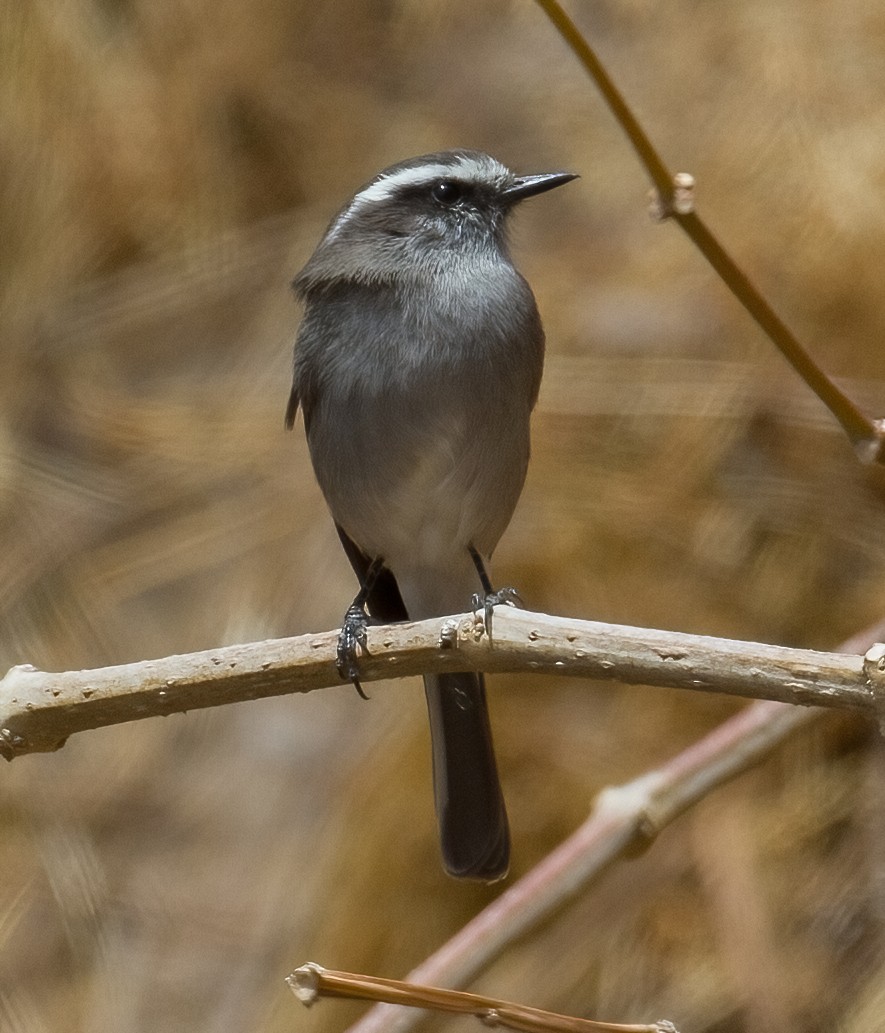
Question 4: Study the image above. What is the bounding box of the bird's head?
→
[294,150,577,292]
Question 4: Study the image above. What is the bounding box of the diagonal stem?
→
[533,0,884,462]
[679,211,877,454]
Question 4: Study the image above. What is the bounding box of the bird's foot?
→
[471,586,523,641]
[337,603,371,700]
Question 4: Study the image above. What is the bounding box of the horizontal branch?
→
[1,607,880,760]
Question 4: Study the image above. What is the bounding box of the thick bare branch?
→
[0,607,878,761]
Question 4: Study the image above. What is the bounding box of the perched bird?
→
[287,149,576,880]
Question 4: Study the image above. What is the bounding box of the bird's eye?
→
[431,180,463,205]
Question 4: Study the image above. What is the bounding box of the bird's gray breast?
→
[294,263,543,566]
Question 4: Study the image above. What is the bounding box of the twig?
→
[287,964,678,1033]
[1,607,879,760]
[532,0,885,463]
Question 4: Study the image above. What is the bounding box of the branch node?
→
[286,963,324,1006]
[863,642,885,735]
[0,726,26,762]
[853,419,885,465]
[648,172,696,221]
[468,607,488,643]
[595,772,667,851]
[439,618,460,649]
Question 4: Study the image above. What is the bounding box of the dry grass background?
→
[3,1,885,1031]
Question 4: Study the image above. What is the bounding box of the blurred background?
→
[3,1,885,1030]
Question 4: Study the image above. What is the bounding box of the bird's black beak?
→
[502,171,578,203]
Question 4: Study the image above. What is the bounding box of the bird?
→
[286,149,576,881]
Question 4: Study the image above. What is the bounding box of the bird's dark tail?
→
[424,671,510,882]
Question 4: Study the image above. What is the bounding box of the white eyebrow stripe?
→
[327,155,511,240]
[356,162,467,206]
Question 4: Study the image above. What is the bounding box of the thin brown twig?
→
[287,964,678,1033]
[532,0,885,462]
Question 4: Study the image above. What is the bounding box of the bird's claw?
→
[337,603,371,699]
[471,586,522,640]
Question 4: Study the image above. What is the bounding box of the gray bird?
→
[286,149,576,881]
